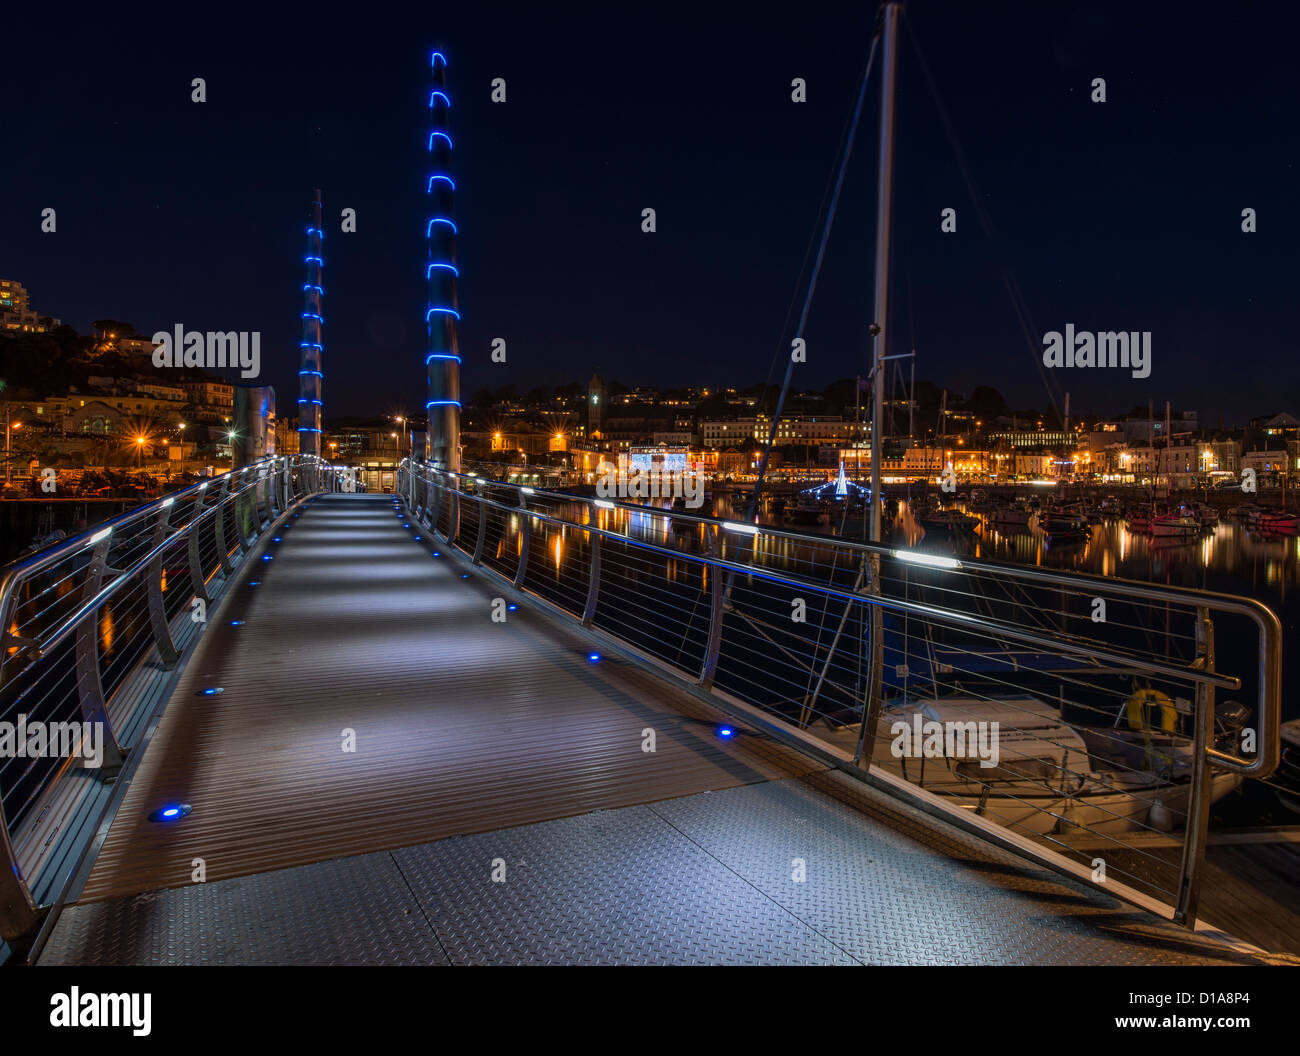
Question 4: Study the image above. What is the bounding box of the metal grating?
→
[43,773,1268,965]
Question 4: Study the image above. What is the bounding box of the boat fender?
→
[1146,798,1174,832]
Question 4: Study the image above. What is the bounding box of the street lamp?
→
[5,417,21,484]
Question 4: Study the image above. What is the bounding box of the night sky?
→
[3,0,1295,423]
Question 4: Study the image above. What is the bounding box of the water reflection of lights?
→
[100,609,115,655]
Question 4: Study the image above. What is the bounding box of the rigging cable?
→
[901,14,1064,419]
[746,27,882,524]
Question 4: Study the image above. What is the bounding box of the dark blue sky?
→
[2,0,1295,424]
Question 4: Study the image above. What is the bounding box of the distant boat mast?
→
[869,1,902,544]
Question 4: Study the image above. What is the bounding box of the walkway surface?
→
[41,493,1271,965]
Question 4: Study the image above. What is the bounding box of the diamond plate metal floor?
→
[41,772,1267,965]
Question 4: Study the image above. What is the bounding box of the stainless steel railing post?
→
[0,812,40,942]
[145,502,179,669]
[472,493,488,565]
[188,486,211,604]
[1174,608,1216,927]
[854,552,886,767]
[232,466,252,549]
[261,463,276,526]
[213,475,234,576]
[513,491,531,591]
[582,528,602,628]
[72,536,125,773]
[698,528,724,689]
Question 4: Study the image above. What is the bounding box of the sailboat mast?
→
[869,1,902,544]
[908,356,915,442]
[854,1,902,770]
[1170,403,1180,504]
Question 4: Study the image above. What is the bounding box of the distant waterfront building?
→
[985,427,1076,449]
[1122,410,1197,446]
[275,415,301,456]
[1242,448,1290,479]
[0,279,60,332]
[701,416,855,450]
[701,418,757,449]
[1251,412,1300,442]
[182,380,235,424]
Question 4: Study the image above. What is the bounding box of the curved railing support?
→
[582,529,601,628]
[214,475,234,576]
[146,501,180,669]
[73,535,126,774]
[698,528,724,690]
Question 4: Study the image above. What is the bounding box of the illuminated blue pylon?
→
[425,50,461,470]
[298,189,324,456]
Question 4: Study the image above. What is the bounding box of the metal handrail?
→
[400,457,1283,927]
[0,453,338,946]
[406,461,1279,770]
[430,481,1249,692]
[12,470,276,662]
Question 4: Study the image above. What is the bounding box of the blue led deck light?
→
[148,804,193,823]
[507,603,517,611]
[230,620,244,626]
[717,726,735,739]
[197,687,224,697]
[588,652,602,663]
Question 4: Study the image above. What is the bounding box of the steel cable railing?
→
[0,454,337,945]
[398,458,1282,929]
